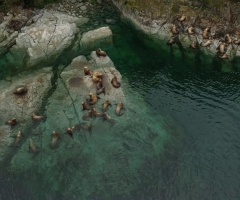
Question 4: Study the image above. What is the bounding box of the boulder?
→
[80,26,113,54]
[15,10,89,67]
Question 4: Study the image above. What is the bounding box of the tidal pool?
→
[1,18,240,200]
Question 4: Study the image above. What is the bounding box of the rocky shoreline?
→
[111,0,240,70]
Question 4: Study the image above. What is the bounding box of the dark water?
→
[1,17,240,200]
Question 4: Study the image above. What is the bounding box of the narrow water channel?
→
[0,10,240,200]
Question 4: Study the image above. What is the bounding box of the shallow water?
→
[1,13,240,200]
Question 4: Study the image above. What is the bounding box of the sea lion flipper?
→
[97,96,101,99]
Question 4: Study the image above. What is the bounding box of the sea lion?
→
[171,25,179,35]
[92,108,103,117]
[200,39,212,47]
[97,86,106,95]
[202,26,211,39]
[6,118,17,126]
[89,93,99,105]
[75,123,92,134]
[102,100,112,112]
[51,131,59,148]
[96,48,107,57]
[233,38,240,45]
[219,53,228,59]
[167,36,175,45]
[217,42,226,54]
[92,71,103,83]
[111,76,121,88]
[187,26,194,35]
[82,101,92,111]
[31,113,44,121]
[224,34,232,44]
[115,102,125,116]
[14,131,23,147]
[96,79,103,90]
[82,109,93,120]
[190,41,197,49]
[13,86,28,95]
[66,126,75,137]
[178,14,186,22]
[102,112,115,126]
[84,66,93,76]
[29,139,38,154]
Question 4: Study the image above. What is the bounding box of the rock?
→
[80,26,113,54]
[80,6,87,11]
[0,31,18,57]
[0,67,52,163]
[105,19,116,24]
[15,10,89,67]
[90,51,115,69]
[71,0,76,3]
[97,0,102,4]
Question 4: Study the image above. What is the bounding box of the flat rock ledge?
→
[0,67,53,163]
[9,53,126,173]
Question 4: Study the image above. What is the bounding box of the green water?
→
[1,11,240,200]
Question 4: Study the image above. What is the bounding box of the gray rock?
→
[71,0,76,3]
[80,26,113,54]
[90,51,115,69]
[97,0,102,4]
[15,10,89,67]
[80,6,87,11]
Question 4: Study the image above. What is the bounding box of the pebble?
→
[80,6,87,11]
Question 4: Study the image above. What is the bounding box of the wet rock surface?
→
[111,0,240,70]
[0,67,53,163]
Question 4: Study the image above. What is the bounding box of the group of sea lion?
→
[167,14,240,59]
[6,48,126,153]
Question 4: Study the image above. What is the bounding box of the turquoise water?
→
[1,15,240,200]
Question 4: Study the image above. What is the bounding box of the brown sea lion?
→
[97,86,106,95]
[202,26,211,39]
[217,42,226,54]
[14,131,23,147]
[89,93,99,105]
[75,123,92,134]
[187,26,194,35]
[102,100,112,112]
[66,126,75,137]
[13,86,28,95]
[84,66,93,76]
[200,39,212,47]
[171,25,179,35]
[51,131,59,148]
[219,53,228,59]
[82,109,93,120]
[190,41,197,49]
[29,139,38,154]
[92,71,103,83]
[224,34,232,44]
[92,108,103,117]
[31,113,44,121]
[178,14,186,22]
[82,101,92,111]
[167,36,175,45]
[96,79,103,90]
[102,112,115,126]
[6,118,17,126]
[115,102,125,116]
[96,48,107,57]
[233,38,240,45]
[111,76,121,88]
